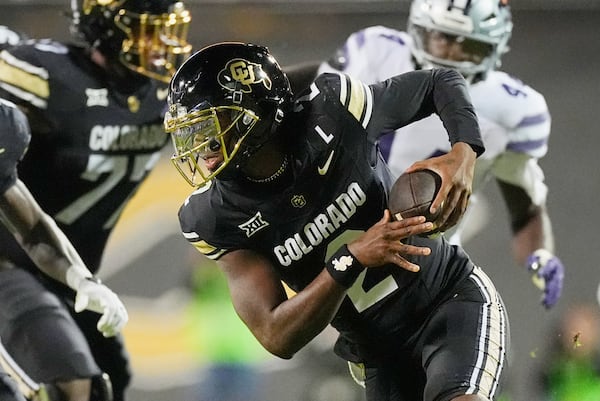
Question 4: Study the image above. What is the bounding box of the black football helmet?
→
[164,42,293,187]
[70,0,192,83]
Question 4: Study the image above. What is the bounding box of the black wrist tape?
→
[325,245,365,288]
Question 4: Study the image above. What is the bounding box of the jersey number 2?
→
[347,270,399,313]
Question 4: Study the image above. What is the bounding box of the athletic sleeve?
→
[0,99,30,194]
[177,183,231,261]
[368,68,485,156]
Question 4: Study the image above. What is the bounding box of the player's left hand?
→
[526,249,565,309]
[406,142,476,233]
[74,278,129,337]
[348,210,434,273]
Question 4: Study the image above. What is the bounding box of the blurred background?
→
[2,1,600,400]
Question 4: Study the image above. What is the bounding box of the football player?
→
[0,98,127,401]
[164,42,509,401]
[0,1,192,401]
[318,0,564,309]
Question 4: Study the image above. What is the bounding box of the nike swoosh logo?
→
[318,150,335,175]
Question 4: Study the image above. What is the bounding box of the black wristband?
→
[325,245,365,288]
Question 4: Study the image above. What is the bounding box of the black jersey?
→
[0,99,30,194]
[179,70,484,354]
[0,40,168,272]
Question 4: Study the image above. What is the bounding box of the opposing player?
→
[318,0,564,309]
[165,42,509,401]
[0,1,192,400]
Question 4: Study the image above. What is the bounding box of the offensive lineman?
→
[0,1,192,400]
[164,42,509,401]
[318,0,564,308]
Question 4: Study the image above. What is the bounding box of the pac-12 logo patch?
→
[218,59,272,94]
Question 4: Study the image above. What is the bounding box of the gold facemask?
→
[83,0,192,83]
[165,104,259,187]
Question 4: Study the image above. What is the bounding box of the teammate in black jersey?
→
[0,98,128,401]
[165,42,510,401]
[0,2,192,401]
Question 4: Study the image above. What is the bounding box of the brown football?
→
[388,169,442,223]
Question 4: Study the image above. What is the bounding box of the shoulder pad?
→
[306,73,374,129]
[178,185,229,260]
[0,42,54,109]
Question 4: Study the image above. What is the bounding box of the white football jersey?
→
[319,25,551,243]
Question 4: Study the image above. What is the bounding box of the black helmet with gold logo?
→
[164,42,293,187]
[70,0,192,83]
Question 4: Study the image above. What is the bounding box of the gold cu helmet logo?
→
[218,58,272,94]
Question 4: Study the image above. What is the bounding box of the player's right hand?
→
[348,210,433,273]
[406,142,476,233]
[526,249,565,309]
[75,278,129,337]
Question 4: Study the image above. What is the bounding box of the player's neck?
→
[243,144,289,184]
[245,155,289,184]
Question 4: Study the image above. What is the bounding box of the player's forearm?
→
[373,69,483,155]
[430,68,484,156]
[221,247,353,359]
[1,180,92,288]
[17,212,92,288]
[517,209,563,308]
[512,210,555,265]
[256,270,347,359]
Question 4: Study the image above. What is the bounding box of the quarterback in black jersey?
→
[165,42,510,401]
[0,2,192,401]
